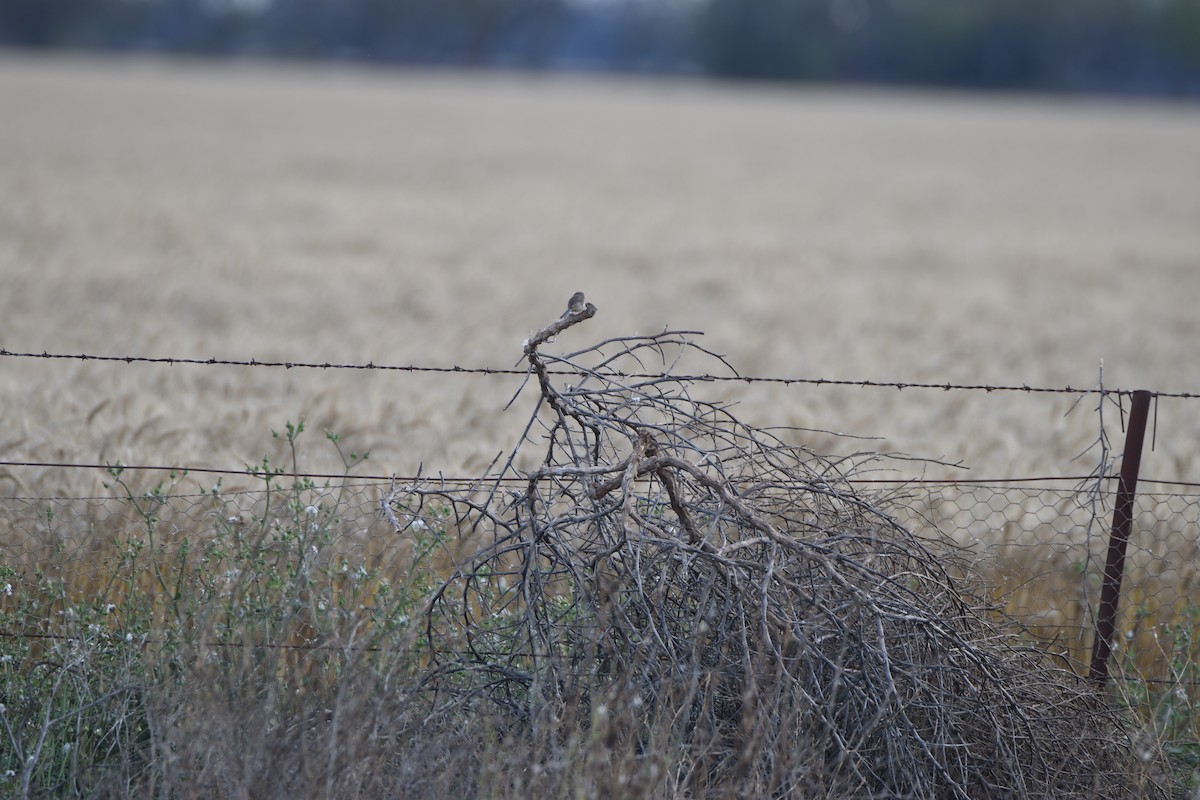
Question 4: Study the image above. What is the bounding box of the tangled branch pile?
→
[389,295,1157,799]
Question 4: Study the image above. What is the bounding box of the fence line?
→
[4,347,1199,399]
[3,464,1199,703]
[3,457,1200,492]
[4,345,1200,694]
[3,476,1198,678]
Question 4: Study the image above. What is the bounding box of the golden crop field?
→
[2,55,1200,794]
[2,54,1200,645]
[2,54,1199,493]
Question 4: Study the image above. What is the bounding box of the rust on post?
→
[1089,389,1153,688]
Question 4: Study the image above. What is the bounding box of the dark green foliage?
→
[2,0,1198,97]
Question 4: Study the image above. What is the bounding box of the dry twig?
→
[387,293,1160,799]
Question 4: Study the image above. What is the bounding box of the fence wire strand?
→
[3,347,1198,399]
[4,316,1199,796]
[3,476,1198,675]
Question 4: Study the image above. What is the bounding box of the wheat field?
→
[2,54,1200,638]
[2,54,1199,493]
[2,55,1200,792]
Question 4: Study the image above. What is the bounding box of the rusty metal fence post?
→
[1089,389,1152,688]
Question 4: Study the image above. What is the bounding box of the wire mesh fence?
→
[3,313,1199,796]
[5,459,1193,794]
[4,474,1197,678]
[892,481,1200,677]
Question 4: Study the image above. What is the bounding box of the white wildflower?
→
[2,583,11,597]
[105,604,116,614]
[305,505,319,517]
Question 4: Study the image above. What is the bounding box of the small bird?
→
[563,291,586,318]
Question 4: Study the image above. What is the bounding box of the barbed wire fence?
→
[4,346,1199,398]
[11,310,1198,797]
[2,343,1199,691]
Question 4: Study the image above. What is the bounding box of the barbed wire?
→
[4,340,1198,769]
[3,345,1198,495]
[3,348,1198,399]
[2,458,1199,495]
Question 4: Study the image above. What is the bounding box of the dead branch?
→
[385,293,1160,800]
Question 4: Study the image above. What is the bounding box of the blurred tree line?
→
[2,0,1198,97]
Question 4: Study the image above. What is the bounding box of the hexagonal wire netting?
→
[888,480,1200,678]
[3,474,1197,679]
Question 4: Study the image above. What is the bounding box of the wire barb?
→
[2,347,1196,398]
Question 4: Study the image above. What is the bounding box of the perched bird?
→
[564,291,587,318]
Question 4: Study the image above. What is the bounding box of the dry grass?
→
[1,53,1199,794]
[0,307,1175,797]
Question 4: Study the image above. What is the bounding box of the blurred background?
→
[3,0,1200,98]
[2,0,1199,485]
